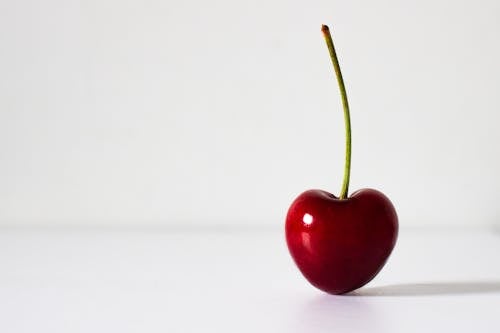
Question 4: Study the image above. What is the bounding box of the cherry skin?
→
[285,188,398,294]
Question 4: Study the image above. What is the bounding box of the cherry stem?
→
[321,24,352,200]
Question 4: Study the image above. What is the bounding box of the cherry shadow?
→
[348,281,500,297]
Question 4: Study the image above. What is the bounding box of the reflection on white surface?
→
[302,213,313,226]
[293,294,383,333]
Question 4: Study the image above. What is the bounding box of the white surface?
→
[1,0,500,227]
[1,227,499,332]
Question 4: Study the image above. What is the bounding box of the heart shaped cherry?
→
[285,25,398,295]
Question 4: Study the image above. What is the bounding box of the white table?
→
[1,226,499,332]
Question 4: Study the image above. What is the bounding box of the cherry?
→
[286,189,398,294]
[285,25,398,295]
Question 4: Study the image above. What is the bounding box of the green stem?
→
[321,24,352,200]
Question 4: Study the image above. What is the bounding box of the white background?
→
[1,0,500,227]
[1,3,500,331]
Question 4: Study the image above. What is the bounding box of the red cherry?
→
[285,25,399,294]
[285,188,398,294]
